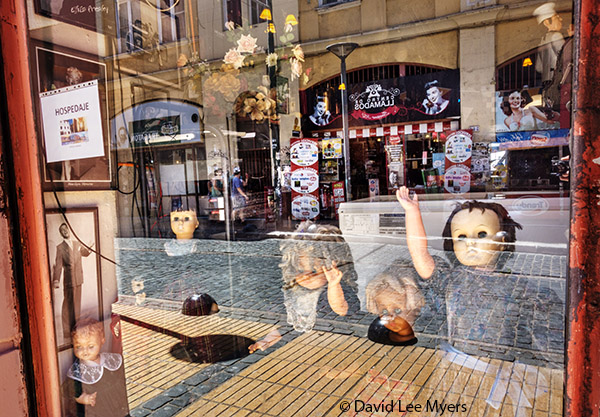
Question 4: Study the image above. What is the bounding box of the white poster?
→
[444,164,471,194]
[291,194,320,220]
[445,131,472,164]
[290,168,319,194]
[290,139,319,166]
[40,81,105,163]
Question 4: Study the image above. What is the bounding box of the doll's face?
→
[450,208,504,267]
[374,290,418,331]
[170,210,198,240]
[73,332,104,363]
[374,291,403,318]
[209,302,220,315]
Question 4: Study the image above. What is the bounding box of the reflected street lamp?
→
[260,2,281,223]
[327,42,358,201]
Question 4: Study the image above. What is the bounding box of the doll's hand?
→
[322,261,343,286]
[76,392,97,406]
[396,186,419,213]
[248,330,281,353]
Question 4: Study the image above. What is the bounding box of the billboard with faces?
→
[301,69,460,133]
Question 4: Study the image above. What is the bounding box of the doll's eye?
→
[457,234,467,240]
[173,217,179,221]
[478,231,488,238]
[394,308,402,315]
[184,217,190,221]
[381,309,390,316]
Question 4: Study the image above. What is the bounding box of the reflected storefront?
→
[2,0,600,415]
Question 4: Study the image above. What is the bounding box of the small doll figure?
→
[279,221,359,332]
[62,318,129,417]
[395,186,523,343]
[171,209,199,240]
[365,273,424,346]
[164,210,199,256]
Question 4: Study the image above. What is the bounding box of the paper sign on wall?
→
[40,81,105,163]
[322,138,342,159]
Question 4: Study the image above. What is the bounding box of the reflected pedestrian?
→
[231,167,249,222]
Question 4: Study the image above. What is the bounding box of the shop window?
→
[506,146,566,190]
[224,0,242,28]
[26,0,577,414]
[319,0,357,7]
[248,0,266,26]
[496,49,542,91]
[311,63,446,91]
[116,0,185,54]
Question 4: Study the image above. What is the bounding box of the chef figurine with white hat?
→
[533,2,565,85]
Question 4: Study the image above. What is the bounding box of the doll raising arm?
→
[396,187,435,279]
[323,262,349,316]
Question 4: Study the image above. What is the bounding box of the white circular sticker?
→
[290,140,319,166]
[291,194,320,220]
[445,133,472,164]
[290,168,319,193]
[444,164,471,194]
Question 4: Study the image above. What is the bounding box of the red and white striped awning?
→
[313,120,460,139]
[349,120,460,138]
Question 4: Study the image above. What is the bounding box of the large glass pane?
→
[29,0,573,414]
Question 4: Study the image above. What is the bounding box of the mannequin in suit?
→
[53,223,92,339]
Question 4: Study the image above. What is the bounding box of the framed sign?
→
[33,42,113,190]
[45,208,103,351]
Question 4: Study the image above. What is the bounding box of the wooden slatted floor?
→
[176,332,563,417]
[114,304,563,416]
[113,303,277,409]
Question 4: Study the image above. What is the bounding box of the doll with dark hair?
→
[279,221,359,332]
[395,186,524,344]
[441,200,522,268]
[182,293,219,316]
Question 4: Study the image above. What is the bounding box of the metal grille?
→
[496,49,542,91]
[238,148,272,192]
